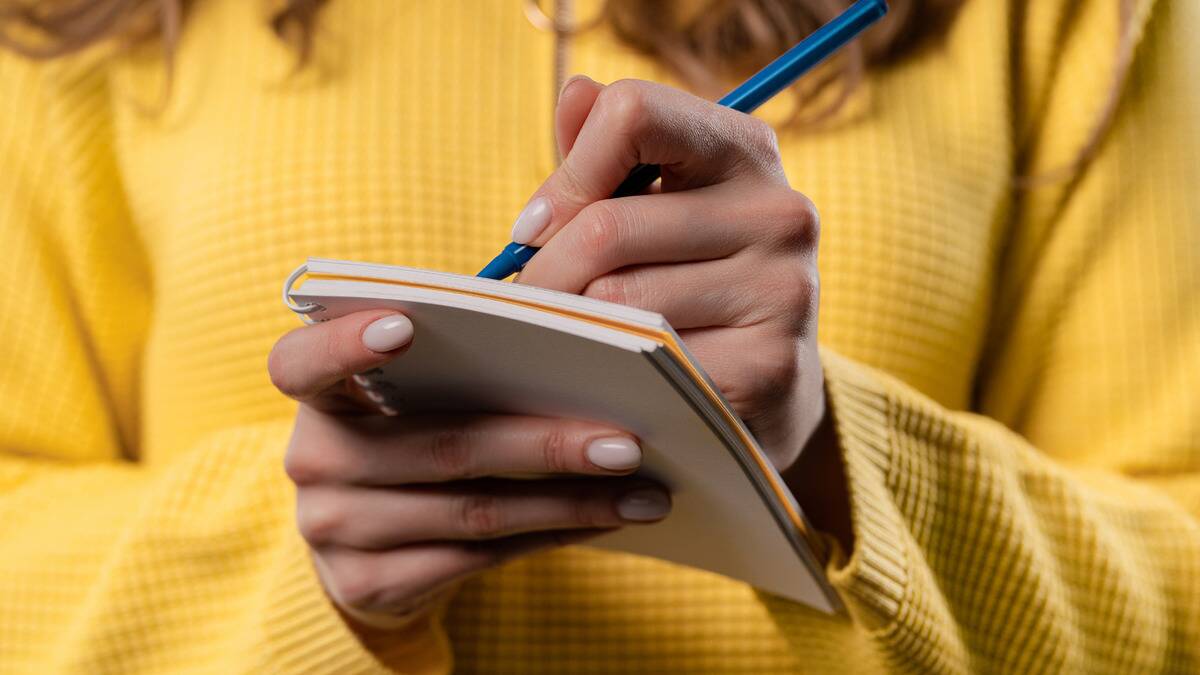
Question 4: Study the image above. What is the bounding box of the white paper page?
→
[290,281,839,613]
[307,258,670,329]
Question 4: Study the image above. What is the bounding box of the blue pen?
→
[478,0,889,280]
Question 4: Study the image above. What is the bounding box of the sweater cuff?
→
[259,528,452,673]
[816,347,910,630]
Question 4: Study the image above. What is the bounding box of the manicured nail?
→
[362,314,413,353]
[586,437,641,471]
[616,488,671,522]
[510,196,552,244]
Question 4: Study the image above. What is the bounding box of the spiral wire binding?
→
[281,262,397,415]
[282,263,324,324]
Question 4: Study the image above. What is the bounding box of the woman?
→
[0,0,1196,672]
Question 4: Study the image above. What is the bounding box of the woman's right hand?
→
[267,309,672,629]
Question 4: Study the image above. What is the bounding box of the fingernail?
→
[586,437,642,471]
[616,488,671,522]
[362,314,413,353]
[558,73,593,102]
[510,196,552,245]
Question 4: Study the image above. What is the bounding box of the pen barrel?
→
[717,0,888,113]
[606,0,888,204]
[612,164,664,199]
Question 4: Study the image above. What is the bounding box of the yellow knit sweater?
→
[1,0,1196,672]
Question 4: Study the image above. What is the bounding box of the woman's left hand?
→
[515,76,827,478]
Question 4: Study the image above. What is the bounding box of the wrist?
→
[780,397,855,555]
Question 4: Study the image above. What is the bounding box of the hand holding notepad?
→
[284,258,840,613]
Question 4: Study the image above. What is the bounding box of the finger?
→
[315,528,610,616]
[284,413,643,486]
[678,324,823,457]
[556,74,604,158]
[268,310,413,404]
[578,255,814,330]
[518,184,817,295]
[297,479,671,549]
[517,185,746,293]
[510,79,786,248]
[675,324,811,421]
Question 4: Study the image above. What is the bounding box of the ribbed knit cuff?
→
[817,348,910,631]
[259,528,452,674]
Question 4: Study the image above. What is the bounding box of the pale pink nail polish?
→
[362,315,413,353]
[586,437,642,471]
[510,197,552,244]
[616,488,671,522]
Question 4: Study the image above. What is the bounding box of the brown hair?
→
[0,1,958,70]
[603,0,963,125]
[0,0,1133,174]
[0,0,324,74]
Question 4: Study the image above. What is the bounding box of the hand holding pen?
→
[494,0,885,485]
[479,0,888,279]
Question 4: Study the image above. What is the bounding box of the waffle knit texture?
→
[0,0,1197,672]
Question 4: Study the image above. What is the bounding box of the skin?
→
[268,76,851,632]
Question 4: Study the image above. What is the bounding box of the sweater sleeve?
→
[0,52,450,674]
[764,1,1200,672]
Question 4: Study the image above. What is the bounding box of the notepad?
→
[284,257,840,613]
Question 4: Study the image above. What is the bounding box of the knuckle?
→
[296,491,344,544]
[798,266,820,307]
[773,264,818,315]
[754,344,800,398]
[584,273,631,307]
[726,117,782,178]
[744,116,782,161]
[722,343,799,411]
[457,494,504,538]
[429,429,475,480]
[795,269,821,324]
[555,161,593,206]
[540,427,572,473]
[777,190,820,250]
[284,442,338,485]
[578,201,626,261]
[326,559,382,611]
[592,270,653,310]
[597,79,649,132]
